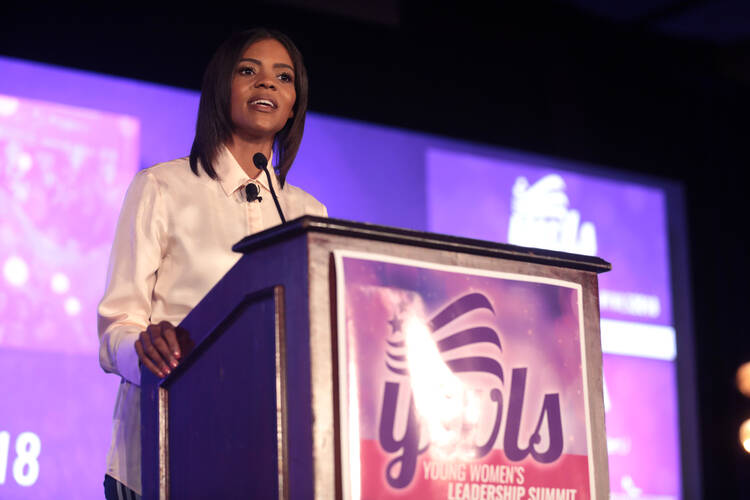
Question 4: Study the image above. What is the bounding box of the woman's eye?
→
[278,72,294,83]
[238,66,256,76]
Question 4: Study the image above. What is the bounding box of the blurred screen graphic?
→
[0,93,138,497]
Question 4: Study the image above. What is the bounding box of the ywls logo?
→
[508,174,597,256]
[377,292,564,489]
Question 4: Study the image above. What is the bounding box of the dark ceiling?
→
[561,0,750,44]
[556,0,750,87]
[277,0,750,45]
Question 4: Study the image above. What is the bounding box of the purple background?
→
[426,148,672,326]
[0,349,117,498]
[603,353,680,498]
[293,113,428,231]
[0,55,684,499]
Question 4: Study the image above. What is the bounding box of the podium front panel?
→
[162,287,284,498]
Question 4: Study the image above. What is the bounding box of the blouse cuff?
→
[117,333,142,386]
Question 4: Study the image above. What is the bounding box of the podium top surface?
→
[232,216,611,274]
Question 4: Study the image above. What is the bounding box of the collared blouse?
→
[97,147,326,493]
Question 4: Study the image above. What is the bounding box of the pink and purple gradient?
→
[0,93,138,498]
[0,94,139,353]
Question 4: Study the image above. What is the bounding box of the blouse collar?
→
[214,146,280,197]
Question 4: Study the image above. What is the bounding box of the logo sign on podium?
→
[334,251,595,500]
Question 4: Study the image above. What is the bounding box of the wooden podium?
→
[141,216,611,499]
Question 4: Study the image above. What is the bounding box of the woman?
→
[98,28,326,498]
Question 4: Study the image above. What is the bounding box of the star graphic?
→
[388,315,403,335]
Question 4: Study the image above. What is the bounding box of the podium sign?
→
[335,252,595,500]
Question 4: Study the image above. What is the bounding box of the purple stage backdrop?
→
[0,93,137,497]
[0,55,686,499]
[603,353,680,498]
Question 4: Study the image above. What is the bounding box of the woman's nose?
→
[254,71,276,89]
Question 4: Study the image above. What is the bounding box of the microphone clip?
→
[245,183,262,203]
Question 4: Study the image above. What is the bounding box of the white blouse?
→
[97,147,327,493]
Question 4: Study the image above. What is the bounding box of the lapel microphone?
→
[245,183,262,203]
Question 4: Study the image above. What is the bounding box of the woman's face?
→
[230,38,297,142]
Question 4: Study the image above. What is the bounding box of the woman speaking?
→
[97,28,326,499]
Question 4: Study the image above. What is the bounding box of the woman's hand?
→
[134,321,194,378]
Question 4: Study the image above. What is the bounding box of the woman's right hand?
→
[134,321,194,378]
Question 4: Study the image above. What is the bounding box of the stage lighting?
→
[740,419,750,453]
[737,362,750,398]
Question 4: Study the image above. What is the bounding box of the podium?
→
[141,216,611,499]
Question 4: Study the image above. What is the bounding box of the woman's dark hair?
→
[189,28,308,186]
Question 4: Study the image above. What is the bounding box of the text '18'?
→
[0,431,41,487]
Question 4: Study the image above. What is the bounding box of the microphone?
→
[253,152,286,224]
[245,183,262,203]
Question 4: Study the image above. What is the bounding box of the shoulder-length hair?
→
[189,28,308,186]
